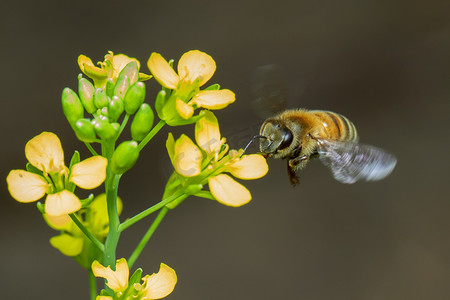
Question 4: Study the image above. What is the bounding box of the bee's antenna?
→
[242,135,267,155]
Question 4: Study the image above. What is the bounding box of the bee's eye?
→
[279,127,293,149]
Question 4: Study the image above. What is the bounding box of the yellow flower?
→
[92,259,177,300]
[92,258,129,294]
[164,112,268,208]
[140,263,177,299]
[208,152,268,207]
[195,110,227,160]
[166,133,202,177]
[147,50,235,119]
[6,132,107,217]
[78,51,151,88]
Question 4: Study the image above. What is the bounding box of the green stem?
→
[84,142,99,156]
[118,191,185,232]
[116,114,130,140]
[102,141,121,271]
[137,120,166,151]
[103,174,121,269]
[128,207,169,269]
[89,269,97,300]
[69,213,104,252]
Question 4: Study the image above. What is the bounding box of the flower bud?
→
[119,61,139,86]
[130,104,154,141]
[114,74,130,99]
[110,141,139,174]
[111,122,120,132]
[94,118,117,140]
[100,107,109,118]
[155,89,166,119]
[78,75,96,114]
[73,118,96,142]
[94,88,109,109]
[124,82,146,115]
[105,78,115,97]
[108,96,124,122]
[62,88,84,125]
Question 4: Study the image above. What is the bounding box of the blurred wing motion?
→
[317,139,397,184]
[251,64,288,118]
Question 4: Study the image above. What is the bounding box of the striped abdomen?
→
[310,110,358,143]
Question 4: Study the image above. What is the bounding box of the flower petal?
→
[50,233,84,256]
[174,134,202,177]
[70,156,107,189]
[178,50,216,87]
[195,110,222,155]
[45,213,72,229]
[45,190,81,216]
[147,53,180,89]
[25,132,65,173]
[166,133,176,166]
[142,263,177,299]
[226,154,269,179]
[6,170,48,203]
[112,54,140,74]
[175,99,194,119]
[88,193,123,237]
[208,174,251,207]
[79,54,108,88]
[78,55,96,73]
[191,89,235,110]
[92,258,129,293]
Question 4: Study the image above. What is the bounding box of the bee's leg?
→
[286,160,300,186]
[289,155,308,167]
[310,151,320,160]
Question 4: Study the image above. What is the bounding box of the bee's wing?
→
[317,139,397,184]
[251,64,288,119]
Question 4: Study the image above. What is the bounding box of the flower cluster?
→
[6,132,107,220]
[165,110,268,207]
[92,258,176,300]
[78,51,151,89]
[6,49,269,299]
[148,50,235,126]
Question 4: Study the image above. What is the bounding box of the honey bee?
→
[258,109,397,185]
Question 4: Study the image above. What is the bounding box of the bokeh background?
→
[1,0,449,299]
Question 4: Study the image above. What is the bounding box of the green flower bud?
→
[100,107,109,118]
[73,118,96,142]
[93,118,117,140]
[114,74,130,99]
[110,141,139,174]
[130,103,154,141]
[78,75,96,114]
[108,96,124,122]
[105,78,115,97]
[61,88,84,125]
[119,61,139,86]
[155,89,166,120]
[124,82,145,115]
[94,88,109,109]
[111,122,120,135]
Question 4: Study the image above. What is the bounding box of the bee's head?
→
[259,120,293,155]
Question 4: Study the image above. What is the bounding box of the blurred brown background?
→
[1,0,449,299]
